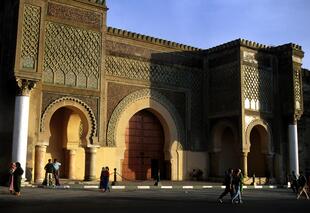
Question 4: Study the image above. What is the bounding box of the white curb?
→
[161,186,173,189]
[84,186,99,189]
[137,186,150,189]
[202,186,213,188]
[112,186,126,189]
[254,185,263,189]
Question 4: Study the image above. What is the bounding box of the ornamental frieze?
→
[105,55,201,89]
[47,2,102,29]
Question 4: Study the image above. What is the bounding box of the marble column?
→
[241,152,248,177]
[12,79,36,179]
[288,122,299,175]
[68,149,76,179]
[84,147,97,181]
[34,145,47,183]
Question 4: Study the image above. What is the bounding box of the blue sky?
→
[106,0,310,69]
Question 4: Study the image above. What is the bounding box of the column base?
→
[84,176,96,181]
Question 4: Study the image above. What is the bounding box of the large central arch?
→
[107,89,185,180]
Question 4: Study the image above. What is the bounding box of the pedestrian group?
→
[218,168,244,204]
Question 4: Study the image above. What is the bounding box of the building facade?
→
[0,0,308,184]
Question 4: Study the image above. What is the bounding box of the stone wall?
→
[105,32,204,150]
[299,69,310,176]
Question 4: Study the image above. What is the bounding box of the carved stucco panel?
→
[43,22,101,89]
[20,4,41,70]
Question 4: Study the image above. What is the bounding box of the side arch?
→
[245,119,273,154]
[210,119,239,153]
[107,89,186,180]
[39,97,98,146]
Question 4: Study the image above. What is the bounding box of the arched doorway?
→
[248,125,268,177]
[210,120,239,177]
[45,107,86,180]
[219,127,240,176]
[122,109,167,180]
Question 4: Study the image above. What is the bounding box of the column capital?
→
[85,146,98,154]
[16,78,36,96]
[68,149,77,155]
[35,144,47,151]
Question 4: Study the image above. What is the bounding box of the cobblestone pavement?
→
[0,186,309,213]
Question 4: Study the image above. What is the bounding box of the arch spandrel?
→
[39,97,98,146]
[107,89,185,149]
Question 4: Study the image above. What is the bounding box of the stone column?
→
[288,122,299,175]
[12,79,36,179]
[84,147,97,181]
[209,152,220,177]
[34,145,47,183]
[265,154,274,178]
[241,152,248,177]
[68,149,76,179]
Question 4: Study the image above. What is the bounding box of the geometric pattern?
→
[43,22,101,89]
[106,55,195,88]
[293,68,302,110]
[209,63,239,113]
[243,65,273,112]
[106,55,203,149]
[21,4,41,70]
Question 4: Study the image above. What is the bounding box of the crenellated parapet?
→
[204,38,302,54]
[107,27,201,52]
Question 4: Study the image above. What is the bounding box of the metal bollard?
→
[252,174,256,186]
[112,168,117,185]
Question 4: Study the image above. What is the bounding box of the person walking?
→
[297,171,309,199]
[99,167,106,191]
[8,162,16,194]
[231,169,243,204]
[218,168,233,203]
[104,166,111,192]
[53,159,61,186]
[291,170,298,194]
[44,159,55,186]
[13,162,24,196]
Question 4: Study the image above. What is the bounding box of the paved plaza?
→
[0,186,309,213]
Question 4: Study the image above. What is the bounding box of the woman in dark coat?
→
[13,162,24,196]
